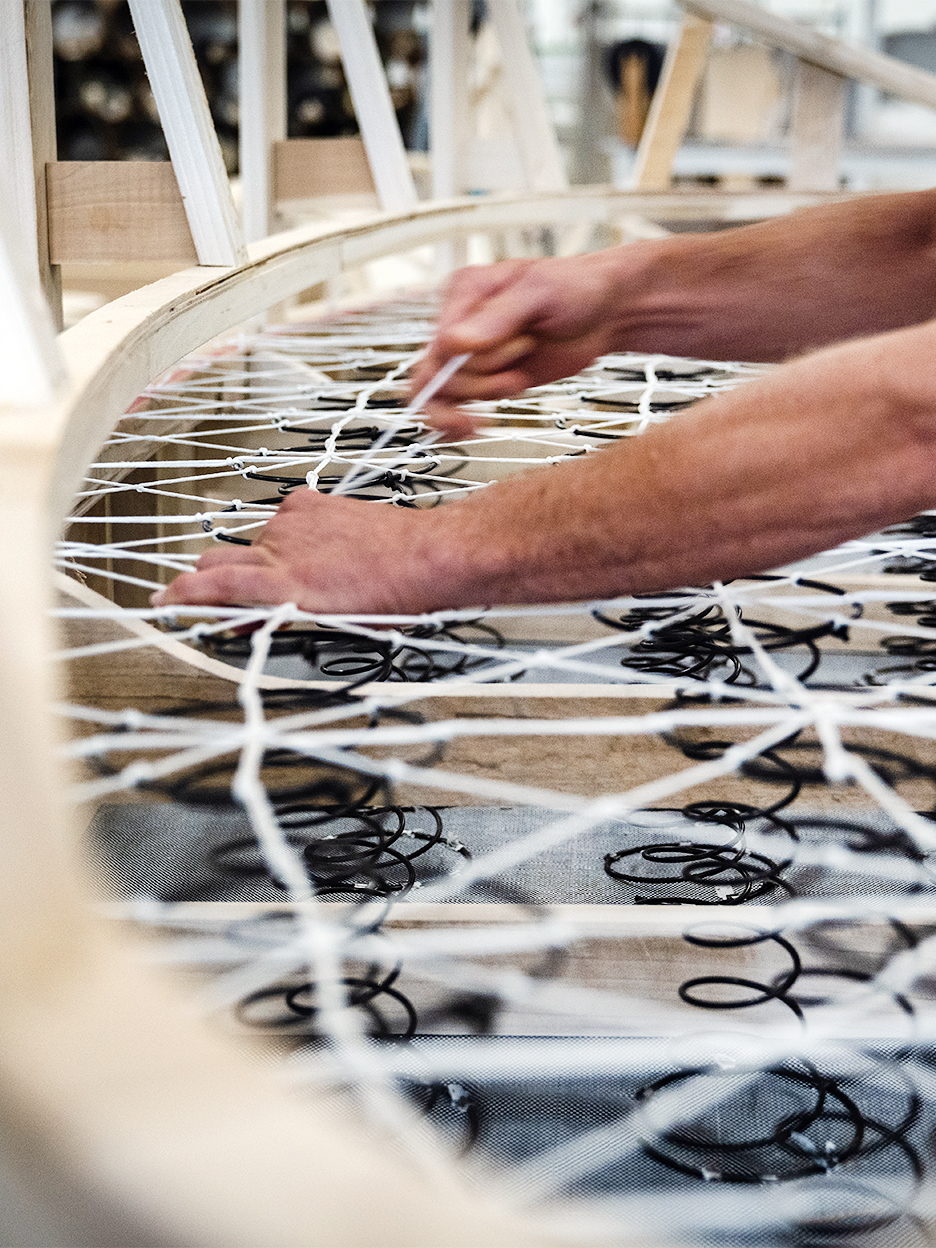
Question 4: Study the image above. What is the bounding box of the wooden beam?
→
[631,13,714,191]
[487,0,567,192]
[46,162,197,265]
[324,0,418,213]
[273,138,376,202]
[24,0,62,328]
[431,0,472,200]
[127,0,245,266]
[683,0,936,109]
[0,164,63,407]
[789,60,846,193]
[0,1,39,284]
[238,0,286,243]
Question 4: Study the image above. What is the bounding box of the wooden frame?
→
[10,186,936,1243]
[126,0,245,267]
[324,0,418,214]
[634,0,936,192]
[3,192,632,1248]
[238,0,287,245]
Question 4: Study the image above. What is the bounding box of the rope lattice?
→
[55,294,936,1246]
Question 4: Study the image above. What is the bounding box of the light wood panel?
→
[789,61,847,193]
[273,137,376,202]
[47,161,198,265]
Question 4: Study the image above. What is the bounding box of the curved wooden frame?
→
[0,189,880,1245]
[3,192,682,1247]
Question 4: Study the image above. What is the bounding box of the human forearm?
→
[607,189,936,363]
[157,321,936,616]
[414,190,936,425]
[423,320,936,608]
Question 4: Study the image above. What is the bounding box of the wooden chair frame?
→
[6,185,936,1244]
[0,187,772,1247]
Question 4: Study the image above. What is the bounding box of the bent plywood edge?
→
[5,192,706,1248]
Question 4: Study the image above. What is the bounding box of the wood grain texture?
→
[273,137,376,201]
[47,162,198,265]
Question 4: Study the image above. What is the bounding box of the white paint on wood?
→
[431,0,472,200]
[128,0,246,266]
[0,187,64,408]
[487,0,567,192]
[24,0,62,327]
[631,13,714,191]
[238,0,286,244]
[325,0,418,213]
[683,0,936,110]
[0,0,39,268]
[789,60,846,193]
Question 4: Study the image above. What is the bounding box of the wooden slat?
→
[789,60,847,192]
[631,14,714,191]
[487,0,568,192]
[324,0,418,213]
[431,0,472,200]
[0,156,64,406]
[239,0,286,243]
[46,162,198,265]
[0,0,40,288]
[24,0,62,328]
[273,138,376,202]
[683,0,936,109]
[127,0,245,266]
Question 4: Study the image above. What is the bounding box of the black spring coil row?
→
[590,577,936,1228]
[198,618,508,684]
[630,919,929,1238]
[143,571,936,1208]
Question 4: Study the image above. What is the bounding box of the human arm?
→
[154,317,936,614]
[412,189,936,431]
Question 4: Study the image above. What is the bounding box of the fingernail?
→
[150,589,166,607]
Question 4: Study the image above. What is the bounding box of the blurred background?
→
[49,0,936,193]
[49,0,936,320]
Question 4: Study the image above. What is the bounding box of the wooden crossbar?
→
[684,0,936,108]
[635,0,936,194]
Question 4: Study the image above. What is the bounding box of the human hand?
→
[410,251,627,438]
[152,489,450,615]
